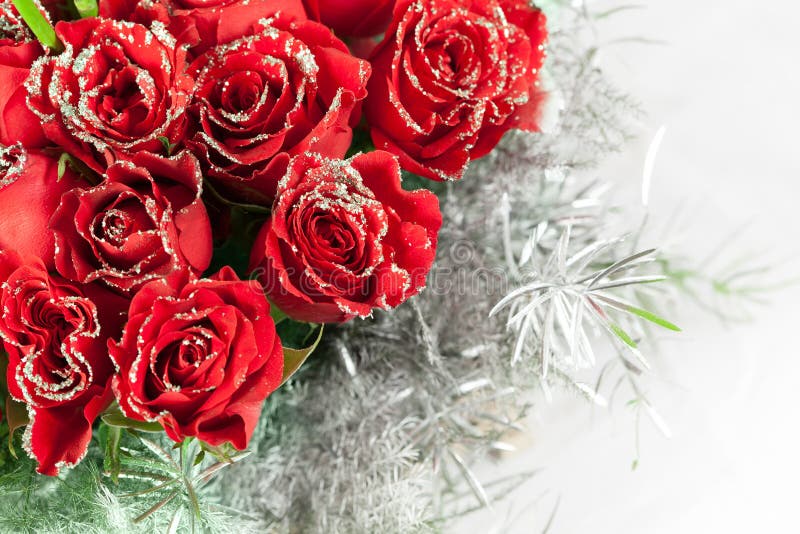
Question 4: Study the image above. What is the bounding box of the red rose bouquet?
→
[0,0,693,531]
[0,0,546,475]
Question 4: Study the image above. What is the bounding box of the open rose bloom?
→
[0,0,547,476]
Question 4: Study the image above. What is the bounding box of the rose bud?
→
[50,150,212,294]
[0,145,84,269]
[0,250,127,476]
[98,0,308,55]
[110,268,284,449]
[365,0,548,181]
[26,18,194,174]
[0,2,50,148]
[186,15,370,204]
[249,151,442,323]
[303,0,395,38]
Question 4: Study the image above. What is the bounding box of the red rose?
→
[50,151,212,293]
[303,0,395,37]
[186,16,370,204]
[0,3,48,148]
[0,251,126,475]
[0,145,84,269]
[110,268,284,449]
[98,0,307,54]
[249,151,442,323]
[96,0,143,18]
[364,0,548,181]
[26,18,193,174]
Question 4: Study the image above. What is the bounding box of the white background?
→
[452,1,800,532]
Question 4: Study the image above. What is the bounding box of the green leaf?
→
[102,411,164,433]
[72,0,98,18]
[276,319,318,349]
[157,136,177,156]
[281,325,324,386]
[625,306,681,332]
[48,149,102,185]
[103,425,122,483]
[270,304,288,325]
[12,0,61,51]
[593,294,681,332]
[56,152,69,180]
[4,396,28,458]
[198,441,238,463]
[609,322,638,349]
